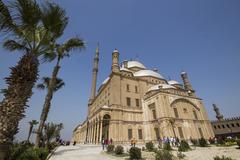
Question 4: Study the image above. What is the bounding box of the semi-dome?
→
[102,77,110,85]
[147,84,176,92]
[133,70,164,79]
[127,61,146,69]
[168,80,180,85]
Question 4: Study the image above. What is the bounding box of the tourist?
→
[130,138,134,146]
[104,138,109,147]
[110,138,113,144]
[172,137,176,147]
[130,138,136,147]
[158,137,162,148]
[101,138,105,150]
[133,138,136,147]
[170,136,174,146]
[214,137,217,144]
[175,137,180,146]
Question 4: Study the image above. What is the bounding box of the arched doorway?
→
[102,114,111,140]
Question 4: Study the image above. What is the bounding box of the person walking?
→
[102,138,105,150]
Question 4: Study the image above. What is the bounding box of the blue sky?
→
[0,0,240,141]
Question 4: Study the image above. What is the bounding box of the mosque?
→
[72,46,214,144]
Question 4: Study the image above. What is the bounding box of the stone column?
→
[88,124,90,143]
[99,119,103,142]
[92,123,95,143]
[90,124,93,143]
[96,120,99,144]
[92,122,96,143]
[90,123,93,143]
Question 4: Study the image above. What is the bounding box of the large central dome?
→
[134,70,164,79]
[127,61,146,69]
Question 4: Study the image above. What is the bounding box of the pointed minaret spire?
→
[89,43,100,104]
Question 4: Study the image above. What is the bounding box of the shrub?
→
[209,138,215,144]
[217,138,225,145]
[129,147,141,160]
[114,145,124,155]
[47,142,59,151]
[145,141,154,151]
[225,138,236,143]
[214,155,235,160]
[163,143,172,151]
[10,144,48,160]
[177,152,186,159]
[107,144,115,153]
[178,140,190,152]
[190,139,198,146]
[198,138,207,147]
[20,147,48,160]
[236,140,240,148]
[155,150,173,160]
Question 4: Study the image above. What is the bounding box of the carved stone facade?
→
[72,48,214,144]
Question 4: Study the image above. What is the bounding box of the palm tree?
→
[0,0,68,158]
[27,120,38,142]
[35,38,85,147]
[43,122,63,149]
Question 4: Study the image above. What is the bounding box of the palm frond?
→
[37,76,64,92]
[36,83,45,90]
[64,37,85,52]
[54,79,65,92]
[0,0,17,33]
[14,0,41,29]
[41,2,68,39]
[3,39,28,51]
[41,50,56,62]
[29,119,38,125]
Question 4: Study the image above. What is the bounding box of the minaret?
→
[181,71,195,96]
[213,104,224,121]
[111,49,120,73]
[89,44,99,104]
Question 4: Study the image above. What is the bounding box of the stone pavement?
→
[49,145,113,160]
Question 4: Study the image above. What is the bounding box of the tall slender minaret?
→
[111,49,120,73]
[181,71,195,96]
[213,104,224,121]
[89,44,99,104]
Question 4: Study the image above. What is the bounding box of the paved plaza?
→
[49,144,240,160]
[49,145,112,160]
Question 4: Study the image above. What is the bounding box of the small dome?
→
[127,61,146,69]
[120,66,132,72]
[133,70,164,79]
[181,71,186,75]
[147,84,175,92]
[113,49,119,53]
[168,80,180,85]
[102,77,110,85]
[102,105,109,109]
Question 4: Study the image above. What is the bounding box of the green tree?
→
[35,37,84,147]
[0,0,68,158]
[43,122,63,149]
[27,120,38,142]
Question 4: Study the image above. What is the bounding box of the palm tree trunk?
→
[27,125,33,142]
[35,58,61,147]
[0,53,39,160]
